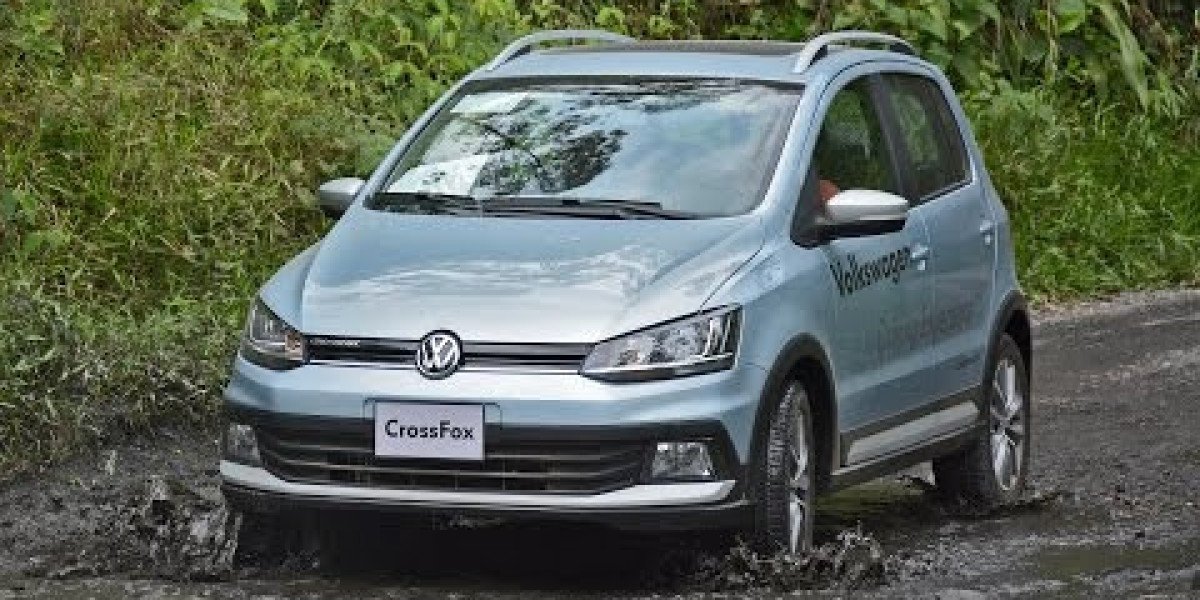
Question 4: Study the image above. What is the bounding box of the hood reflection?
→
[308,244,669,305]
[290,213,761,343]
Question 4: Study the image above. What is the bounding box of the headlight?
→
[240,299,305,370]
[581,306,740,382]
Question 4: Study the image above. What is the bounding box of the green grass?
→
[966,86,1200,299]
[0,0,1197,476]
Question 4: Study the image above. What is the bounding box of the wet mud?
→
[32,476,239,581]
[3,290,1200,598]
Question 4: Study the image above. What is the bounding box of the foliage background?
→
[0,0,1197,473]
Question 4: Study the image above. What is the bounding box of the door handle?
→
[980,220,995,245]
[911,243,930,270]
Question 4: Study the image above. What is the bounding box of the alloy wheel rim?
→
[990,358,1025,491]
[786,403,811,553]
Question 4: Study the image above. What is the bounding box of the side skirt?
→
[827,424,979,491]
[827,386,983,492]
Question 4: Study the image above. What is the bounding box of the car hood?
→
[260,209,764,344]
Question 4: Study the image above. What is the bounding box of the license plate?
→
[374,402,484,461]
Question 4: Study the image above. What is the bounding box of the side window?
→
[809,79,899,203]
[883,74,969,202]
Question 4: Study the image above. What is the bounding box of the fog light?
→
[650,442,715,481]
[224,423,261,466]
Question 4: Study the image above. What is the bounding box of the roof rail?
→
[483,29,636,71]
[792,31,914,73]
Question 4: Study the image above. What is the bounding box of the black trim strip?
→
[463,342,592,356]
[915,178,973,206]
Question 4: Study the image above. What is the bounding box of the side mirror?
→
[316,177,365,218]
[819,189,909,240]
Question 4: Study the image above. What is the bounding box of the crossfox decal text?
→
[384,419,475,440]
[829,246,912,296]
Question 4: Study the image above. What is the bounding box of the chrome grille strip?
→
[306,336,590,371]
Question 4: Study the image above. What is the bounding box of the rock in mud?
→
[42,476,240,581]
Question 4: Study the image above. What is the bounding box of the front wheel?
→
[750,381,816,554]
[934,333,1031,511]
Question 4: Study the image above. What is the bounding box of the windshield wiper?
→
[371,192,699,220]
[486,195,697,220]
[370,191,485,215]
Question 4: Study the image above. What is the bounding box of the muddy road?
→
[2,290,1198,598]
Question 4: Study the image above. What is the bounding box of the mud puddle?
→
[12,474,898,595]
[11,472,1067,597]
[8,290,1200,598]
[5,467,1195,599]
[1030,537,1200,595]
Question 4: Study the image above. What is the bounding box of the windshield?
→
[370,80,800,218]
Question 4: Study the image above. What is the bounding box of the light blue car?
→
[221,30,1033,553]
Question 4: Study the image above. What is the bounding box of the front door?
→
[807,76,937,465]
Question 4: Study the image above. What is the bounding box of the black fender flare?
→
[979,290,1032,415]
[746,334,837,498]
[987,290,1031,372]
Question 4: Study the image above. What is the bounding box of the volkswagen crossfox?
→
[222,30,1033,552]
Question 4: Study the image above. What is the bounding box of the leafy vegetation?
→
[0,0,1197,473]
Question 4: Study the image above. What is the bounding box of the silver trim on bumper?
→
[221,460,735,508]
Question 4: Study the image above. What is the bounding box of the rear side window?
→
[883,74,969,202]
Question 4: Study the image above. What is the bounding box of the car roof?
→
[473,37,932,86]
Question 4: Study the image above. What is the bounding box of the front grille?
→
[307,337,416,364]
[257,424,647,494]
[459,342,591,369]
[306,337,589,371]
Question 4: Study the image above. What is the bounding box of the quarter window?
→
[883,74,969,202]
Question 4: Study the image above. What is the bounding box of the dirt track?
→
[2,290,1199,598]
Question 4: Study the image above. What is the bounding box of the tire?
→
[750,380,817,554]
[933,333,1031,512]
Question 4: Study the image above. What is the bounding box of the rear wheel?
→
[934,333,1031,510]
[751,381,816,554]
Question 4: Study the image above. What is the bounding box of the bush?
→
[967,85,1200,298]
[0,0,528,473]
[0,281,227,467]
[0,0,1196,474]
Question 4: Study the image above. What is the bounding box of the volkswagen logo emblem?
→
[415,331,462,379]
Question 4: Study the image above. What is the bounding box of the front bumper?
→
[222,356,766,529]
[222,461,750,530]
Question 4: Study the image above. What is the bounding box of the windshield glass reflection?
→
[371,81,800,217]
